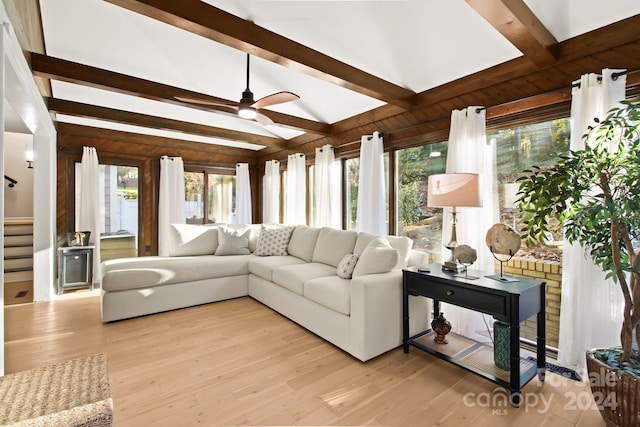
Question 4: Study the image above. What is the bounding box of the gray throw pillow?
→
[214,226,251,255]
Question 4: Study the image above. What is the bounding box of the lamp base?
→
[442,261,465,273]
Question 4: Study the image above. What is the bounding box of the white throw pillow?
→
[168,224,219,256]
[214,226,251,255]
[254,226,295,256]
[336,253,359,279]
[386,235,413,268]
[352,237,399,277]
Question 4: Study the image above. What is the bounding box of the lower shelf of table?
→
[406,330,541,391]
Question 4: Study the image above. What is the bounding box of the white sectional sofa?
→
[100,224,431,361]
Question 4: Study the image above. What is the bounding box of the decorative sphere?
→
[486,223,521,256]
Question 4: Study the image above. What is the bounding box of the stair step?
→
[4,236,33,246]
[4,267,33,273]
[5,258,32,270]
[4,244,33,248]
[3,233,33,237]
[5,254,33,260]
[4,270,33,283]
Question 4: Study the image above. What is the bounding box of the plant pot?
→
[586,349,640,427]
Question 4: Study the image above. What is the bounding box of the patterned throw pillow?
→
[337,253,359,279]
[254,226,295,256]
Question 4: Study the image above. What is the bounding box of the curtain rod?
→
[571,70,627,88]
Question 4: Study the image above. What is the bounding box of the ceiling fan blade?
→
[175,95,238,109]
[255,111,274,126]
[252,91,300,109]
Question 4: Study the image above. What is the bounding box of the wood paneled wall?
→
[56,123,259,256]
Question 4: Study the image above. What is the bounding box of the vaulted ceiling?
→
[21,1,640,161]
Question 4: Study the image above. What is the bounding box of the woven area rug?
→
[0,353,113,426]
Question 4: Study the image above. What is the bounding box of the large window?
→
[395,142,447,260]
[184,170,235,224]
[75,163,139,260]
[490,118,570,255]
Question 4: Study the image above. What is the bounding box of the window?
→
[490,118,570,252]
[208,174,235,223]
[184,171,205,224]
[75,163,139,259]
[395,142,447,260]
[184,170,235,224]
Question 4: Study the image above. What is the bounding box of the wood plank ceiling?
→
[32,0,640,164]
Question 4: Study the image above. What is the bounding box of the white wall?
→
[4,132,33,218]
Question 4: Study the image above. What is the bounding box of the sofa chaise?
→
[100,224,431,361]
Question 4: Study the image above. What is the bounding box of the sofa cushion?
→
[254,226,295,256]
[288,225,321,262]
[169,224,220,257]
[271,262,337,295]
[336,253,359,279]
[352,237,399,277]
[355,232,413,269]
[101,255,252,291]
[304,276,351,315]
[248,255,305,282]
[312,227,358,267]
[215,226,251,255]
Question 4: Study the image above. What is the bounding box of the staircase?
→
[4,221,33,283]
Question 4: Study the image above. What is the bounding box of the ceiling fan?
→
[176,53,299,126]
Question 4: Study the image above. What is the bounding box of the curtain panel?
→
[314,145,340,228]
[158,156,185,256]
[558,69,627,374]
[235,163,252,224]
[356,131,386,235]
[284,153,306,225]
[441,106,499,341]
[78,146,101,282]
[263,160,280,224]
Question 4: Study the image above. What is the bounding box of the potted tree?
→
[517,97,640,426]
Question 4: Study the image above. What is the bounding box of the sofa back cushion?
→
[312,227,358,267]
[288,225,321,262]
[355,232,413,268]
[168,224,220,256]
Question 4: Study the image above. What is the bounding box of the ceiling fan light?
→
[238,105,257,120]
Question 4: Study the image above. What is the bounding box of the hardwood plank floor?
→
[4,293,605,426]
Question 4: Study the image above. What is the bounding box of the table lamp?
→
[427,173,482,272]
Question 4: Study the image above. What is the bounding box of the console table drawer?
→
[407,277,507,316]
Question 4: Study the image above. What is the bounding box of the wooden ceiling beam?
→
[30,53,331,136]
[103,0,417,109]
[46,97,285,150]
[465,0,558,67]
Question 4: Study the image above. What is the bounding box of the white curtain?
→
[285,153,306,225]
[356,131,386,234]
[235,163,252,224]
[558,69,627,374]
[78,146,101,283]
[314,144,341,228]
[158,156,185,256]
[263,160,280,224]
[441,107,499,340]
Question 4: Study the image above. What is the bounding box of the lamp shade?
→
[427,173,482,208]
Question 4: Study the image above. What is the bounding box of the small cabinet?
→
[57,246,94,294]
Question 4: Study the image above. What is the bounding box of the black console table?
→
[403,264,546,406]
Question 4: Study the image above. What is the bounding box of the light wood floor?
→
[4,280,33,305]
[4,293,605,426]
